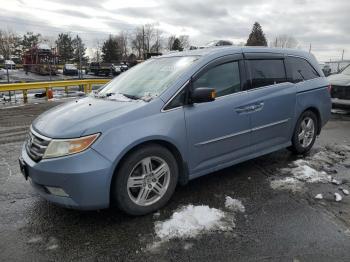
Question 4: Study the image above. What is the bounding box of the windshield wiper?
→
[120,93,140,100]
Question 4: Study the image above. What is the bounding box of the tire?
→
[289,110,318,154]
[112,144,179,216]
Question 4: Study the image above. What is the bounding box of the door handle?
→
[253,102,264,111]
[235,105,255,113]
[235,102,264,114]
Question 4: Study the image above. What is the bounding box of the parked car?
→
[0,68,6,79]
[111,64,121,76]
[206,40,233,47]
[4,60,16,69]
[328,64,350,109]
[86,62,111,76]
[19,47,331,215]
[120,63,129,72]
[63,64,78,76]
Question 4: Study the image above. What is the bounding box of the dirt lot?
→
[0,102,350,262]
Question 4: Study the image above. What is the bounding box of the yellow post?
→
[23,89,28,103]
[83,84,88,94]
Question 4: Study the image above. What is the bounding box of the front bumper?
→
[332,98,350,110]
[20,144,113,210]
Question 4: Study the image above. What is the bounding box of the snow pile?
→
[154,205,229,240]
[224,196,245,213]
[285,160,329,183]
[106,93,132,102]
[271,159,330,192]
[270,177,304,192]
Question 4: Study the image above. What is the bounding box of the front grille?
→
[26,129,51,162]
[331,85,350,100]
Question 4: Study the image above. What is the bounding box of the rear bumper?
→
[20,144,113,210]
[332,98,350,109]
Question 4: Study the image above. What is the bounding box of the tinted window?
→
[193,61,241,97]
[247,59,287,89]
[288,57,319,83]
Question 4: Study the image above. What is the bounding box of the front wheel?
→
[290,110,318,154]
[112,144,178,215]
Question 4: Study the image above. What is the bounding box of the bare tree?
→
[179,35,190,50]
[131,27,144,59]
[0,29,21,60]
[117,31,128,60]
[91,39,102,62]
[143,24,155,54]
[270,35,299,48]
[151,28,163,53]
[167,35,176,51]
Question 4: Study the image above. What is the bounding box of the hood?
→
[328,73,350,86]
[32,96,147,138]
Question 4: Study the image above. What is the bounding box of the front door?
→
[184,55,253,177]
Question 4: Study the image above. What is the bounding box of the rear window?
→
[247,59,287,89]
[288,57,319,83]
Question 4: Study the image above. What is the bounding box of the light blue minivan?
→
[19,47,331,215]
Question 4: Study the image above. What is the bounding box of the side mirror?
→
[191,87,216,103]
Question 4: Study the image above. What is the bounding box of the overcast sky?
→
[0,0,349,61]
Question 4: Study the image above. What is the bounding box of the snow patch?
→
[315,194,323,200]
[331,178,342,185]
[270,177,304,192]
[27,236,43,244]
[225,197,245,213]
[287,160,329,183]
[341,189,349,195]
[154,205,230,241]
[335,193,343,202]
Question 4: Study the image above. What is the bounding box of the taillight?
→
[327,84,332,93]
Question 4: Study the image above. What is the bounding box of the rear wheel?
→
[112,144,178,215]
[290,110,318,154]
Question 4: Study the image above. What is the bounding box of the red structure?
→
[23,44,59,75]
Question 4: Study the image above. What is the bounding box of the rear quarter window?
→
[247,59,287,89]
[287,56,320,83]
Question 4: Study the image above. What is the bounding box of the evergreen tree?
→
[22,32,41,51]
[102,35,122,63]
[246,22,267,46]
[171,38,183,51]
[56,33,74,63]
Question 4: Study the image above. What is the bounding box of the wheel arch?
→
[109,139,189,206]
[302,106,322,135]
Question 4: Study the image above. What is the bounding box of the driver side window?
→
[193,61,241,97]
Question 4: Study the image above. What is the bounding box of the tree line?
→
[0,22,299,64]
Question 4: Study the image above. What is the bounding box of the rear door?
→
[244,53,296,152]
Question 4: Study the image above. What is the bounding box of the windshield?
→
[66,64,76,69]
[98,56,198,100]
[341,65,350,75]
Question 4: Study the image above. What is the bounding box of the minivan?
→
[19,47,331,215]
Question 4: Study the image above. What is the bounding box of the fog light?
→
[45,186,69,197]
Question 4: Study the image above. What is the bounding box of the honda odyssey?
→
[19,47,331,215]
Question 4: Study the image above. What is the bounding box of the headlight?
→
[43,133,100,159]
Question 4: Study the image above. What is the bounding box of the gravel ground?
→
[0,101,350,262]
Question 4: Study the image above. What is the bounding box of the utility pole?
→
[341,49,345,61]
[142,26,145,60]
[309,43,312,53]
